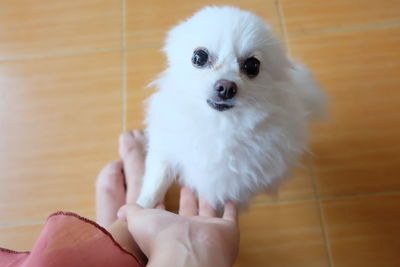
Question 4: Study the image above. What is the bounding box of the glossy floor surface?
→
[1,1,400,266]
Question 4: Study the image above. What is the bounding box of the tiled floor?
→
[1,1,399,266]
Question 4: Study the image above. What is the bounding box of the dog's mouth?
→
[206,99,234,111]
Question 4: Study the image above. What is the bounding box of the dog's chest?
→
[167,119,263,176]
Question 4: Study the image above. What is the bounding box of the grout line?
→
[251,196,316,206]
[0,41,163,63]
[0,48,120,62]
[0,220,45,229]
[290,22,400,37]
[315,200,334,267]
[120,0,127,132]
[0,43,163,64]
[320,190,400,201]
[251,188,400,207]
[309,157,334,267]
[3,190,398,228]
[125,43,163,51]
[275,0,292,57]
[1,23,397,64]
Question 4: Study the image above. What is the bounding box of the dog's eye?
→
[192,48,209,68]
[242,57,260,78]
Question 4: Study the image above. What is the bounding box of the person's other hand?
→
[118,187,239,267]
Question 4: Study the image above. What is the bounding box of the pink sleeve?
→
[0,211,143,267]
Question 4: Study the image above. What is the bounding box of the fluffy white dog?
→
[136,6,325,210]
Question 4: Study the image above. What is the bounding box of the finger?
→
[123,164,143,203]
[222,201,238,223]
[199,198,217,217]
[118,130,146,204]
[157,198,166,209]
[179,187,198,217]
[96,159,123,188]
[132,129,144,137]
[117,203,143,221]
[122,159,144,204]
[155,203,166,210]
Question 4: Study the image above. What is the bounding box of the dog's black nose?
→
[214,79,237,100]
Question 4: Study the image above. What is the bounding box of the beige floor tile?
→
[1,2,399,267]
[281,0,400,33]
[0,0,120,59]
[126,0,281,48]
[290,27,400,197]
[0,223,43,251]
[234,201,328,267]
[0,52,121,223]
[322,194,400,267]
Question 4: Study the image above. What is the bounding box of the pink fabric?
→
[0,212,142,267]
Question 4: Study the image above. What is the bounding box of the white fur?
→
[136,6,325,210]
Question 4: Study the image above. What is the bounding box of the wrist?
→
[146,241,196,267]
[147,238,232,267]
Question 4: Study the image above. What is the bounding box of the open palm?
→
[118,187,239,267]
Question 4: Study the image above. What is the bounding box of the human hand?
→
[118,187,239,267]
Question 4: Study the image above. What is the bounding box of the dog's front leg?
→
[136,151,173,208]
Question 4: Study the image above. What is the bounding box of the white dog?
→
[136,6,325,211]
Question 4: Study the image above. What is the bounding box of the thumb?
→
[117,203,143,221]
[117,203,159,257]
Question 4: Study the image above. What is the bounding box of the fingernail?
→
[226,200,234,207]
[117,206,126,220]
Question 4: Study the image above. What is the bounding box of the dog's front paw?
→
[136,195,157,208]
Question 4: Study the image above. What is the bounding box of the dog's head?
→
[162,6,291,113]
